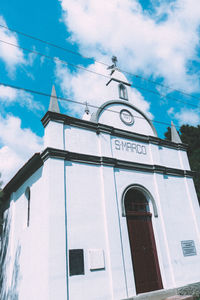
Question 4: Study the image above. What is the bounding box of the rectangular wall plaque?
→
[88,249,105,270]
[181,240,197,257]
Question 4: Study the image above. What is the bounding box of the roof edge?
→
[2,153,43,202]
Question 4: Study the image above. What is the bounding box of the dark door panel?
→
[125,189,163,294]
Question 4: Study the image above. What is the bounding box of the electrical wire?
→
[0,39,110,79]
[132,84,199,108]
[0,24,100,64]
[0,81,179,128]
[1,23,200,101]
[0,39,199,110]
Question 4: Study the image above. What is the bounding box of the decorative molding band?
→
[41,147,194,178]
[41,112,188,151]
[2,147,196,203]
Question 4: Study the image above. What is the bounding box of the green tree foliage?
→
[0,173,3,198]
[164,125,200,203]
[0,172,3,232]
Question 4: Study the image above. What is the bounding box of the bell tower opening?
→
[119,83,128,100]
[124,188,163,294]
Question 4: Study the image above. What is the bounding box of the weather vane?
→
[107,56,118,75]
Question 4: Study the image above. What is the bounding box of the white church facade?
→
[1,65,200,300]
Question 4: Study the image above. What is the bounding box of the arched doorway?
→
[124,188,163,294]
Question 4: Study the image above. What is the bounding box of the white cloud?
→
[55,61,153,118]
[0,16,25,74]
[174,109,200,126]
[59,0,200,92]
[0,85,45,112]
[0,115,43,186]
[167,107,174,115]
[0,85,16,101]
[168,106,200,126]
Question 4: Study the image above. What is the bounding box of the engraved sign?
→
[112,137,150,164]
[181,240,197,257]
[114,139,147,155]
[120,109,134,126]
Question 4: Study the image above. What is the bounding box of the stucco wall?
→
[3,104,198,300]
[3,159,68,300]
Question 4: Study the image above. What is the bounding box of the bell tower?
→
[105,56,131,102]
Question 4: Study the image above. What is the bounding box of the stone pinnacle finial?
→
[48,85,60,113]
[171,121,182,143]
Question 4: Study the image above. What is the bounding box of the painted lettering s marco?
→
[121,141,127,151]
[136,144,142,154]
[142,146,147,155]
[114,139,147,155]
[115,139,121,150]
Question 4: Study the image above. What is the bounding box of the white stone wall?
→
[65,163,114,299]
[3,160,68,300]
[63,124,189,171]
[3,167,49,300]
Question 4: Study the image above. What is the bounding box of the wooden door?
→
[125,189,163,294]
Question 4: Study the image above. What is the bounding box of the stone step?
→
[122,289,194,300]
[165,296,194,300]
[123,288,177,300]
[122,282,200,300]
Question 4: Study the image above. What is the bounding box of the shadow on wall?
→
[0,211,21,300]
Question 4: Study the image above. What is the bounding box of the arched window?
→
[119,84,128,100]
[25,187,30,227]
[125,189,150,215]
[122,184,158,217]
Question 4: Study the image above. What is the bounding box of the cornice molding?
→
[41,112,188,151]
[2,147,195,203]
[41,147,194,178]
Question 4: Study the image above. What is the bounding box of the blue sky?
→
[0,0,200,184]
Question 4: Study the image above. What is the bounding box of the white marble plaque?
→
[88,249,105,270]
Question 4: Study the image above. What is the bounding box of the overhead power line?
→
[0,39,110,79]
[0,23,200,102]
[0,24,101,64]
[131,84,199,108]
[0,39,199,110]
[0,81,180,128]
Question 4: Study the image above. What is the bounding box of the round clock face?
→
[120,109,134,126]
